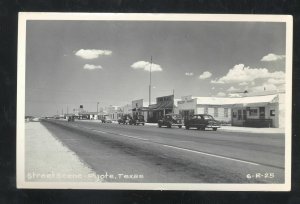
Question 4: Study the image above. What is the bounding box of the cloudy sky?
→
[25,20,286,116]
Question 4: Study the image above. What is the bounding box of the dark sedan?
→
[184,114,220,131]
[158,114,183,128]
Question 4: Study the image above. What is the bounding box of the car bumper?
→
[206,125,220,128]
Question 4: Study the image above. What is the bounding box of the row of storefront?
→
[66,91,285,128]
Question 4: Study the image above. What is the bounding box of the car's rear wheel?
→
[213,127,217,131]
[167,123,171,128]
[178,125,182,128]
[185,125,189,130]
[142,123,145,126]
[158,123,161,128]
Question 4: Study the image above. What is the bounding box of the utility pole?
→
[67,105,68,114]
[172,89,175,114]
[97,102,99,113]
[149,56,152,106]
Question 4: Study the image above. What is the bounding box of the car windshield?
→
[203,115,214,120]
[171,115,182,119]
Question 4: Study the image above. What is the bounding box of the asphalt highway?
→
[41,119,285,183]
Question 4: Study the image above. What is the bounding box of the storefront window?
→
[204,107,208,114]
[214,107,218,117]
[238,110,242,120]
[224,108,228,117]
[249,109,258,116]
[232,111,236,118]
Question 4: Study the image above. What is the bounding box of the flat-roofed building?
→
[177,92,285,128]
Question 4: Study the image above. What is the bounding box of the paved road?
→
[41,119,285,183]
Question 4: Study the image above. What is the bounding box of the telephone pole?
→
[172,89,175,114]
[149,56,152,106]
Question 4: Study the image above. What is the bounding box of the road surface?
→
[40,119,285,183]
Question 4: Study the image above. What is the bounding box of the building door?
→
[259,107,265,119]
[243,110,247,120]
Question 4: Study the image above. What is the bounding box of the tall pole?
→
[172,89,175,114]
[149,56,152,106]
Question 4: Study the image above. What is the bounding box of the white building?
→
[177,92,285,128]
[178,95,234,124]
[231,93,285,128]
[106,105,122,121]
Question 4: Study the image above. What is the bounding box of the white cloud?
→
[227,86,239,92]
[75,49,112,59]
[261,53,285,62]
[267,78,285,85]
[83,64,103,70]
[185,72,194,76]
[199,71,212,80]
[212,87,215,90]
[216,92,226,97]
[251,83,278,92]
[211,64,285,84]
[131,61,162,72]
[239,82,248,86]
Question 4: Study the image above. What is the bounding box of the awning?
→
[131,107,149,111]
[149,101,174,110]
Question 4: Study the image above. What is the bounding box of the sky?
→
[25,20,286,116]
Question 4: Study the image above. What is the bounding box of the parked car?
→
[158,114,183,128]
[67,116,75,122]
[31,117,40,122]
[131,115,145,125]
[184,114,220,131]
[118,114,132,125]
[101,115,112,123]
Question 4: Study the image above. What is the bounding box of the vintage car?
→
[131,115,145,125]
[31,117,40,122]
[184,114,220,131]
[100,115,112,123]
[67,115,75,122]
[158,114,183,128]
[118,114,132,125]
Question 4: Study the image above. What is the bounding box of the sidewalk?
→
[25,122,97,182]
[218,126,285,134]
[144,123,284,134]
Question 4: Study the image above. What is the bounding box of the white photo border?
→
[17,12,293,191]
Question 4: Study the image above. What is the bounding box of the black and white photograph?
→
[17,13,292,190]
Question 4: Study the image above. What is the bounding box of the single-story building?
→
[231,93,285,128]
[178,95,234,124]
[105,105,122,121]
[177,92,285,128]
